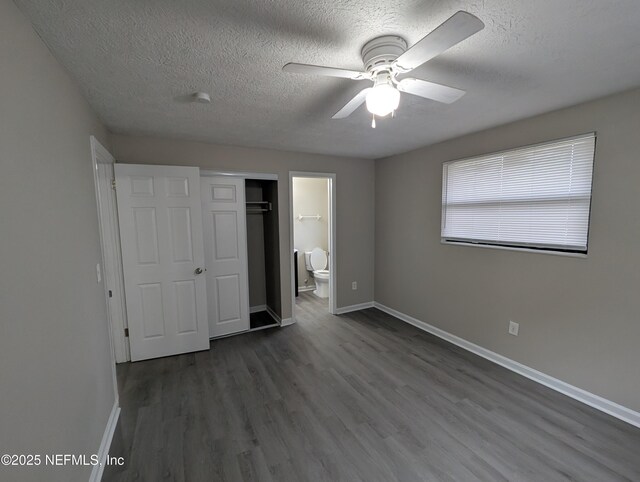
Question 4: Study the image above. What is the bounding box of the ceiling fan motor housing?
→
[361,36,408,73]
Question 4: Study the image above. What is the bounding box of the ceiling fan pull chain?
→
[371,114,376,128]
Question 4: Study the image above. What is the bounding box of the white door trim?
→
[289,171,337,318]
[91,138,130,364]
[89,136,122,406]
[200,169,278,181]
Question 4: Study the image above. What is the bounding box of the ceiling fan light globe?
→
[366,84,400,117]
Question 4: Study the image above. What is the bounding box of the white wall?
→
[293,178,329,290]
[376,87,640,413]
[110,134,376,316]
[0,1,116,481]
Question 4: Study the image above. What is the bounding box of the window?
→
[441,133,595,254]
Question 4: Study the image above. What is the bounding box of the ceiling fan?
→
[283,11,484,127]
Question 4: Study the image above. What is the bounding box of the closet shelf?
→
[246,201,272,213]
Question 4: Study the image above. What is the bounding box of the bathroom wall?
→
[292,178,329,290]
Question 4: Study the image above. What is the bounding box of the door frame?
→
[200,170,278,181]
[90,137,127,390]
[91,137,130,363]
[289,171,337,318]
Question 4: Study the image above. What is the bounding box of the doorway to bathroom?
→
[290,173,336,319]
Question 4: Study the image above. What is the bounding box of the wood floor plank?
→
[104,291,640,481]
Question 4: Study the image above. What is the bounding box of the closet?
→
[245,180,281,329]
[200,174,281,338]
[115,164,282,361]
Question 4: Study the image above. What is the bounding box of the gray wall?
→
[109,134,376,318]
[0,1,115,481]
[376,87,640,412]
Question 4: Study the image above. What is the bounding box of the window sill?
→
[440,240,588,258]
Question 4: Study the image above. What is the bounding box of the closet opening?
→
[245,179,281,330]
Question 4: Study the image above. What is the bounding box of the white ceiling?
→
[15,0,640,158]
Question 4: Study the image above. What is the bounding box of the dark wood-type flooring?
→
[105,291,640,481]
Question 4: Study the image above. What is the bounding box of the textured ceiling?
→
[15,0,640,158]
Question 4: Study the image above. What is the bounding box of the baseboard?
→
[89,399,121,482]
[335,301,375,315]
[374,302,640,429]
[250,304,267,314]
[265,305,281,324]
[280,317,295,327]
[298,286,315,292]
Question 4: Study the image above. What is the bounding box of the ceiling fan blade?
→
[397,78,465,104]
[283,63,368,80]
[332,88,372,119]
[395,11,484,71]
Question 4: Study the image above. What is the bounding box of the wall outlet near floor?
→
[508,320,519,336]
[352,281,357,290]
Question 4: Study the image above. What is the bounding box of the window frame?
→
[440,133,596,257]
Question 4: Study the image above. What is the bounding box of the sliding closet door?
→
[115,164,209,361]
[201,177,250,337]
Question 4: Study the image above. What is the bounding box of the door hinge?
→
[111,178,116,190]
[108,289,113,298]
[124,328,129,337]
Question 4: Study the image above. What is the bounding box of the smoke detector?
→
[192,92,211,104]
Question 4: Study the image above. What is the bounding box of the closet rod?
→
[246,201,272,211]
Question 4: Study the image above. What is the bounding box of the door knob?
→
[194,267,203,275]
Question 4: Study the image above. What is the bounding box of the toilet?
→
[304,248,330,298]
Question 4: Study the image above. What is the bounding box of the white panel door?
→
[201,177,250,337]
[115,164,209,361]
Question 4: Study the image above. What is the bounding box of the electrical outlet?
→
[96,263,102,283]
[352,281,358,290]
[508,320,519,336]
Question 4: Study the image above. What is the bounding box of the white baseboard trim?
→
[298,286,315,292]
[89,399,121,482]
[265,306,281,324]
[374,302,640,429]
[335,301,375,315]
[280,317,295,327]
[250,304,267,314]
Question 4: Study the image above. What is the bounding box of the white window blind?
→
[441,133,595,253]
